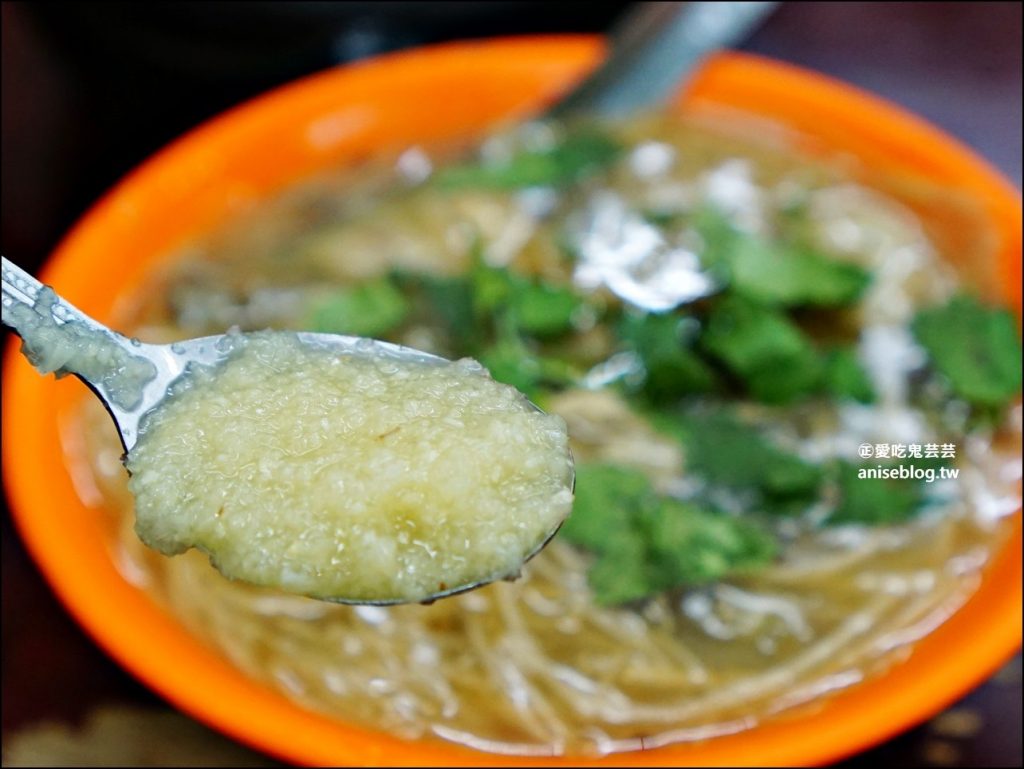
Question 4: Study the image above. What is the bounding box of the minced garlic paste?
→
[125,331,574,603]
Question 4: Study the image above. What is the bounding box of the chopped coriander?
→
[701,295,822,403]
[689,206,735,268]
[618,312,718,400]
[511,281,584,337]
[561,464,777,605]
[476,320,579,397]
[912,294,1023,408]
[470,256,585,337]
[695,209,870,307]
[470,259,513,317]
[644,497,778,586]
[477,334,543,397]
[826,461,923,525]
[822,346,876,403]
[664,410,824,502]
[310,276,410,337]
[414,273,477,350]
[724,238,869,307]
[587,537,654,605]
[435,128,623,190]
[400,253,589,393]
[560,464,650,551]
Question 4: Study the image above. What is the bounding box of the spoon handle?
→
[547,1,778,120]
[1,255,142,373]
[1,256,109,337]
[2,255,162,446]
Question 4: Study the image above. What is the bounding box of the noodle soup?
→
[76,113,1021,756]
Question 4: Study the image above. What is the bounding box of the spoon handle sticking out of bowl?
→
[2,255,205,452]
[547,1,779,121]
[2,256,119,344]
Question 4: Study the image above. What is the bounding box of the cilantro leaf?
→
[470,258,513,317]
[435,128,623,190]
[476,316,579,397]
[912,294,1023,408]
[666,410,823,502]
[586,535,654,606]
[310,276,410,337]
[822,347,876,403]
[726,239,870,307]
[390,271,479,354]
[643,498,777,586]
[825,460,923,525]
[470,257,586,338]
[701,295,822,403]
[559,464,649,551]
[400,254,589,393]
[695,208,870,307]
[477,335,543,396]
[618,312,718,401]
[511,281,583,337]
[560,463,778,605]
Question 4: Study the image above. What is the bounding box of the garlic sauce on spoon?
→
[1,256,575,605]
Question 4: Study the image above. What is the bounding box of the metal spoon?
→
[545,2,779,314]
[547,1,778,121]
[1,255,571,605]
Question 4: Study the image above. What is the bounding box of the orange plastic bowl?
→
[3,36,1021,767]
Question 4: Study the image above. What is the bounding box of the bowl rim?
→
[2,34,1021,767]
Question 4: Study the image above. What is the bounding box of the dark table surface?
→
[2,2,1021,766]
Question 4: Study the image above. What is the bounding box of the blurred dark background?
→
[2,2,1021,766]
